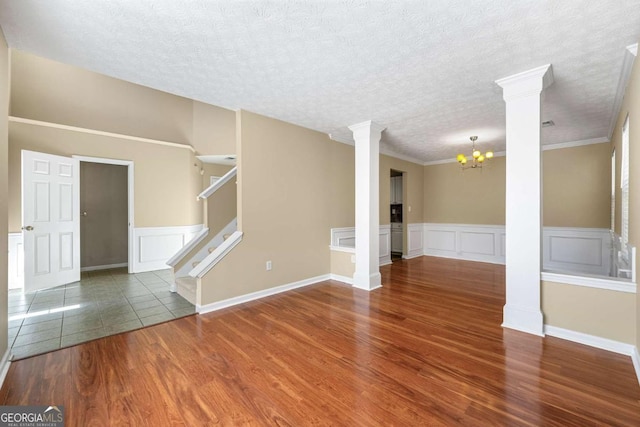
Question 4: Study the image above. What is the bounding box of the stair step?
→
[208,246,217,253]
[174,276,197,305]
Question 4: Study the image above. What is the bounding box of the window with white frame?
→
[611,149,616,232]
[621,115,630,259]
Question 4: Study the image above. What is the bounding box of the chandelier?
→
[456,136,493,169]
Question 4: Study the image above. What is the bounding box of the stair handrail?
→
[189,231,243,278]
[198,166,237,200]
[166,227,209,267]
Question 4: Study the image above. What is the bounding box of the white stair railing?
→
[189,231,243,278]
[198,166,237,200]
[166,227,209,268]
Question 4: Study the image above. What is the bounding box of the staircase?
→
[175,276,197,305]
[166,166,242,309]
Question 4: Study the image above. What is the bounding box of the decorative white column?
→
[349,120,385,291]
[496,64,554,336]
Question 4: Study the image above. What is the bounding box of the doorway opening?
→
[79,161,128,272]
[390,169,405,261]
[73,155,135,273]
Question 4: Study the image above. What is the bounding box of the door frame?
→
[73,155,135,274]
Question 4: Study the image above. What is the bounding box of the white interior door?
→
[22,150,80,292]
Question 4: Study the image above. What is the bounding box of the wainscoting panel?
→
[406,224,424,259]
[329,226,392,266]
[133,224,204,273]
[379,225,391,265]
[426,229,456,252]
[460,231,496,256]
[423,224,505,264]
[543,227,610,276]
[8,233,24,290]
[422,224,612,275]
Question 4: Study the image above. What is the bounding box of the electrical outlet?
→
[266,260,272,271]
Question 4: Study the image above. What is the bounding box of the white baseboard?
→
[544,325,636,357]
[0,349,11,390]
[632,346,640,386]
[133,224,204,273]
[81,262,128,272]
[329,274,354,285]
[197,274,331,314]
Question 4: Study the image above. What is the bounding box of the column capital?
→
[495,64,554,101]
[348,120,386,135]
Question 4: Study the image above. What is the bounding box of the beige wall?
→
[329,141,355,228]
[611,47,640,348]
[423,144,611,227]
[200,110,333,304]
[8,122,202,231]
[330,250,355,278]
[542,281,636,344]
[10,50,193,145]
[543,143,611,228]
[0,28,9,359]
[202,163,233,190]
[193,101,236,155]
[424,157,506,225]
[206,176,237,234]
[80,162,128,268]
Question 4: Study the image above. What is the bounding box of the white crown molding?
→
[541,137,610,151]
[423,150,507,166]
[348,120,386,134]
[328,133,354,145]
[380,147,425,165]
[495,64,554,100]
[423,137,609,166]
[9,116,196,152]
[607,43,638,140]
[328,133,428,166]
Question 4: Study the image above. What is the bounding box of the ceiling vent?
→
[541,120,555,128]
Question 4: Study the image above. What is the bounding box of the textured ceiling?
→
[1,1,639,162]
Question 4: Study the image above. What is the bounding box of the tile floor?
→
[8,268,196,360]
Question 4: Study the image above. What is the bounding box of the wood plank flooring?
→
[1,256,639,426]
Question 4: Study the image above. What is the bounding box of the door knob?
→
[82,211,87,216]
[22,225,34,231]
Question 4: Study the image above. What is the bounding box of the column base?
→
[502,304,545,337]
[352,272,382,291]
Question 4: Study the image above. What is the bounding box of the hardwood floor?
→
[1,256,639,425]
